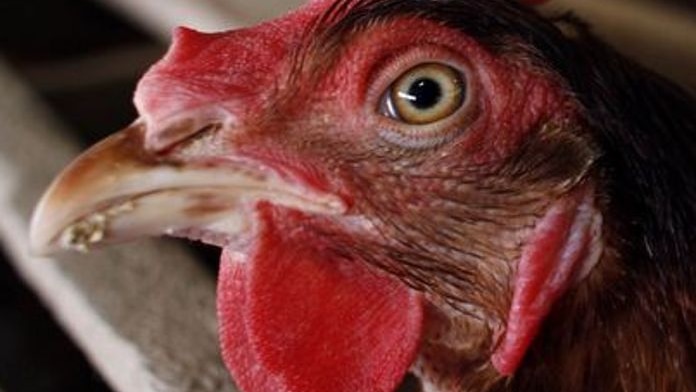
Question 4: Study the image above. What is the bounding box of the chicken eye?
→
[383,63,465,125]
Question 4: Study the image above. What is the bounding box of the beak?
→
[29,122,345,255]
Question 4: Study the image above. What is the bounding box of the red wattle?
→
[218,212,424,392]
[218,252,287,391]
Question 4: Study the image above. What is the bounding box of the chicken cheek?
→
[218,212,424,392]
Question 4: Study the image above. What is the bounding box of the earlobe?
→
[492,185,602,375]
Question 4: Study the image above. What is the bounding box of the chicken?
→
[29,0,696,391]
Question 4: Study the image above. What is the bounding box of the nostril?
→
[171,123,223,154]
[149,122,223,157]
[149,117,200,152]
[143,106,233,153]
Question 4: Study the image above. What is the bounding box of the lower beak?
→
[29,123,344,255]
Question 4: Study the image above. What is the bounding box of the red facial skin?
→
[134,0,597,391]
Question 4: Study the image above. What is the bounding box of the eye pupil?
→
[383,62,467,126]
[402,78,442,110]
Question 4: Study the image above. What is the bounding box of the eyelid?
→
[365,46,479,149]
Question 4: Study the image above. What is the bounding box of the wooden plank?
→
[0,58,236,392]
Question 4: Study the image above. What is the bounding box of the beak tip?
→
[28,217,52,257]
[28,196,62,257]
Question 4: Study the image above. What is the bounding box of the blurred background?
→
[0,0,694,391]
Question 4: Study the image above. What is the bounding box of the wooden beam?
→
[0,58,236,392]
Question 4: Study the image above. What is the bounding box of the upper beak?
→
[29,122,345,255]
